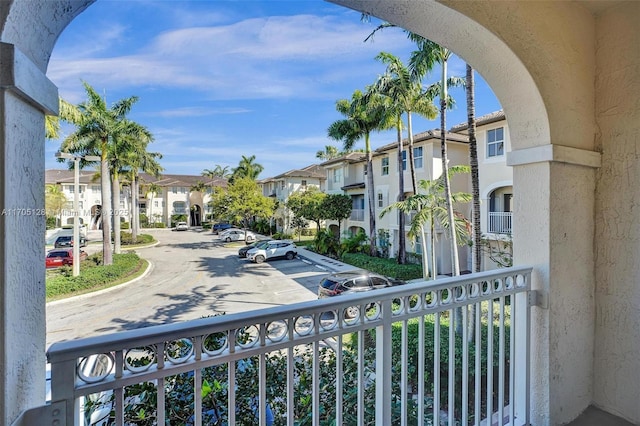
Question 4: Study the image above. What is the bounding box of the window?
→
[381,157,389,175]
[301,180,307,188]
[180,187,187,194]
[173,201,186,214]
[487,127,505,157]
[413,146,423,168]
[92,185,100,192]
[281,181,285,190]
[172,187,177,194]
[333,168,342,183]
[154,201,159,208]
[402,150,407,171]
[377,192,384,208]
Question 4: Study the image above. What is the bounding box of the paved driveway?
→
[46,229,327,349]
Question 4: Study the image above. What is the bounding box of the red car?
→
[45,249,88,269]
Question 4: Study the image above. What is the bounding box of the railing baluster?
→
[487,298,494,425]
[357,328,365,425]
[434,312,441,426]
[509,294,516,426]
[462,305,469,426]
[336,333,344,425]
[499,296,506,425]
[418,314,425,426]
[475,301,482,426]
[449,308,455,426]
[313,340,320,426]
[401,317,408,426]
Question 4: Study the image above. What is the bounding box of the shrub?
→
[46,252,145,299]
[120,232,154,245]
[120,221,130,230]
[341,252,423,281]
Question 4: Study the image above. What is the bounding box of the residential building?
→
[45,170,227,228]
[259,164,325,233]
[2,1,638,425]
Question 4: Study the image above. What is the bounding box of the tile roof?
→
[46,170,228,188]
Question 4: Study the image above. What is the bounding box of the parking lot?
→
[46,229,330,349]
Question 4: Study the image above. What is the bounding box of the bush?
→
[120,221,130,230]
[341,252,423,281]
[120,232,154,245]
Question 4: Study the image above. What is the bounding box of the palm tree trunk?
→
[431,216,437,279]
[365,135,377,257]
[112,174,121,254]
[131,175,139,241]
[467,65,481,273]
[407,111,418,194]
[396,118,406,264]
[100,156,113,265]
[440,58,460,276]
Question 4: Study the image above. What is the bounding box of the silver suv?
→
[246,240,297,264]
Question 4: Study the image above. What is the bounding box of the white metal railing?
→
[350,208,364,221]
[46,267,532,426]
[488,212,512,234]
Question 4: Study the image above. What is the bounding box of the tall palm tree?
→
[145,182,162,227]
[411,37,465,276]
[381,165,471,279]
[231,155,264,182]
[60,82,142,265]
[328,89,393,256]
[466,65,481,273]
[128,150,162,241]
[372,52,438,194]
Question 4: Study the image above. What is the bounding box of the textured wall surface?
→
[593,2,640,423]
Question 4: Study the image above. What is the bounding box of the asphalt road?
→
[46,229,327,349]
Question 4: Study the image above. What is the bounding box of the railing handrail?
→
[47,266,532,363]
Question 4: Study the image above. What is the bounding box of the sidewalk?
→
[295,246,356,273]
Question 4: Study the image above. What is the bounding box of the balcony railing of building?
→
[350,208,364,221]
[46,266,532,426]
[488,212,512,234]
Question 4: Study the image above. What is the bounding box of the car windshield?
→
[319,277,340,290]
[47,251,68,258]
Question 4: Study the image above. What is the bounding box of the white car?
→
[221,229,256,242]
[246,240,297,263]
[175,221,188,231]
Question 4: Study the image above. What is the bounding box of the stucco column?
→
[0,42,58,424]
[509,145,600,425]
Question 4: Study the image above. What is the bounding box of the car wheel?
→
[285,251,295,260]
[254,255,265,264]
[225,237,231,242]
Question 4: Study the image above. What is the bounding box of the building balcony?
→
[47,266,533,425]
[488,212,512,234]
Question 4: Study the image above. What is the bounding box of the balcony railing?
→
[46,267,532,426]
[488,212,512,234]
[350,208,364,221]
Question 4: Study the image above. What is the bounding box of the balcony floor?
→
[566,406,635,426]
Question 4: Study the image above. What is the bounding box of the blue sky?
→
[46,0,502,179]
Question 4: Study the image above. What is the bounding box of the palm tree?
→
[381,165,471,279]
[202,165,231,179]
[315,145,341,161]
[372,52,438,194]
[328,89,393,256]
[59,82,143,265]
[45,98,82,140]
[145,182,162,227]
[128,150,162,241]
[466,65,481,274]
[231,155,264,181]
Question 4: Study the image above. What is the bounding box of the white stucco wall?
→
[593,2,640,423]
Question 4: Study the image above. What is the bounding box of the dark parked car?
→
[45,248,88,268]
[238,240,269,258]
[53,235,86,248]
[317,269,403,299]
[212,222,233,234]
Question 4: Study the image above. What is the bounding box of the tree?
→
[45,184,68,227]
[371,52,438,194]
[128,150,162,240]
[466,65,481,274]
[315,145,341,161]
[286,187,326,231]
[321,194,353,240]
[412,38,465,277]
[144,182,162,227]
[202,165,231,179]
[231,155,264,182]
[225,177,275,241]
[60,82,144,265]
[328,89,392,256]
[291,216,308,241]
[381,165,471,279]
